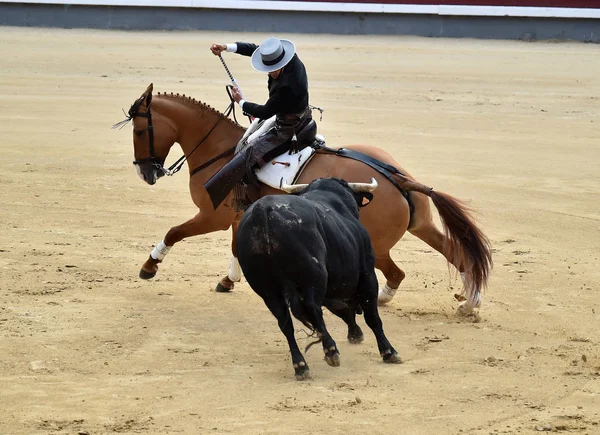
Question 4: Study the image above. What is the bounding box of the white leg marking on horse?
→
[458,272,482,315]
[150,240,171,261]
[228,256,242,282]
[378,283,397,305]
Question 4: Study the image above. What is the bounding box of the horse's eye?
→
[134,130,145,137]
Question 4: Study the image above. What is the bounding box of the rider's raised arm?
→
[231,42,259,57]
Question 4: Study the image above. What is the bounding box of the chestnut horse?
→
[121,83,491,314]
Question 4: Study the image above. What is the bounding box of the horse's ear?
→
[140,83,153,107]
[143,83,153,97]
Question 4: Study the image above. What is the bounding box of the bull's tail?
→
[393,173,492,306]
[286,290,322,353]
[286,290,314,331]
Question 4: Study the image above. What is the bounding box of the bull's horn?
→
[280,183,309,194]
[348,177,378,192]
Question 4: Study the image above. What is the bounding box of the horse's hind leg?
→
[375,254,406,305]
[409,222,481,315]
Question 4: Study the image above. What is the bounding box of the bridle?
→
[113,86,245,178]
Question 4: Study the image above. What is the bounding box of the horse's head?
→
[123,83,177,185]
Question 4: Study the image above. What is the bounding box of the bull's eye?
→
[134,129,146,137]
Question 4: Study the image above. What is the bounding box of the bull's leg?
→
[359,271,402,364]
[304,298,340,367]
[324,303,364,344]
[263,295,310,381]
[140,210,232,280]
[375,254,406,305]
[216,218,242,293]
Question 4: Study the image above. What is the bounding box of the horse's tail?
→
[393,173,492,305]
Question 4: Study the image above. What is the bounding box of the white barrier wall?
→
[4,0,600,18]
[1,0,599,41]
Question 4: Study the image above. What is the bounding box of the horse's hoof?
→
[215,283,233,293]
[455,294,482,310]
[456,300,482,323]
[139,268,156,280]
[378,285,397,306]
[456,308,482,323]
[383,351,402,364]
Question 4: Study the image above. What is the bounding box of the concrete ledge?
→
[1,3,599,42]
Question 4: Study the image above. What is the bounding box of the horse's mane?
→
[156,91,245,132]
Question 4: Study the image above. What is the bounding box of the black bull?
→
[236,177,402,380]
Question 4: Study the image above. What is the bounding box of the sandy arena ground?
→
[1,26,599,434]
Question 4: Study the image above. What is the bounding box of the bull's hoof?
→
[215,283,233,293]
[324,347,341,367]
[348,334,364,344]
[347,325,364,344]
[139,268,157,280]
[382,351,402,364]
[294,362,311,380]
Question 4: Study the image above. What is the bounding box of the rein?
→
[189,146,236,177]
[113,86,244,178]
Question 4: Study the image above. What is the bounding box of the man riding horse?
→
[120,42,491,312]
[205,37,314,210]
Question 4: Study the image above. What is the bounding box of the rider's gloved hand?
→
[231,87,243,103]
[210,43,227,56]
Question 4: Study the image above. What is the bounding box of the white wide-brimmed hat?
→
[251,38,296,73]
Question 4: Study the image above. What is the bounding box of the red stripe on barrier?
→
[281,0,599,9]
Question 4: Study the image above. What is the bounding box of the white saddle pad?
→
[239,116,322,190]
[256,146,317,189]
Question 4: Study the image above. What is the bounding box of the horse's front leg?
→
[216,217,243,292]
[139,212,230,279]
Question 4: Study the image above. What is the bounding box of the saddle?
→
[205,114,320,211]
[292,119,317,151]
[242,117,319,203]
[294,118,317,149]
